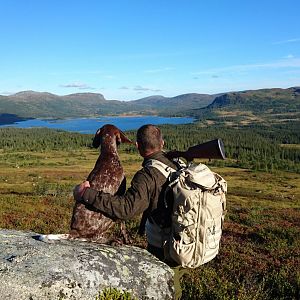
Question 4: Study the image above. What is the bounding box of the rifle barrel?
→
[166,138,226,161]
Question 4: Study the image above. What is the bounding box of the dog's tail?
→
[32,234,70,243]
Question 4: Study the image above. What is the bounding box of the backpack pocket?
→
[205,216,222,249]
[172,193,199,244]
[170,238,197,268]
[202,211,222,264]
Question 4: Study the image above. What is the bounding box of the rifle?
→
[166,138,226,162]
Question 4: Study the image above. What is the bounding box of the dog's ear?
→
[116,130,133,145]
[92,127,103,148]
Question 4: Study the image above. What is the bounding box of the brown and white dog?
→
[36,124,133,244]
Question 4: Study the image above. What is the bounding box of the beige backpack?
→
[146,159,227,268]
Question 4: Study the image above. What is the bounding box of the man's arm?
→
[74,170,152,221]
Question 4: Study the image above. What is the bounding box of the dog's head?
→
[92,124,133,148]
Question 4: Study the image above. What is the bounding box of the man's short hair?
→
[137,124,163,153]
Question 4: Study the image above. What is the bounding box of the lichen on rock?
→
[0,229,174,299]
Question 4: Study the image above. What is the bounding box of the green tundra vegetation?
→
[0,123,299,300]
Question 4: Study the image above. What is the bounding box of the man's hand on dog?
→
[73,181,90,202]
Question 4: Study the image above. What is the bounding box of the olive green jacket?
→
[82,151,178,229]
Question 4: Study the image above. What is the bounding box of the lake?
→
[0,116,194,134]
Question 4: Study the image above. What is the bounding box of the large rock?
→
[0,229,174,299]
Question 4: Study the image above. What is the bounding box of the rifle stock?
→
[166,138,226,161]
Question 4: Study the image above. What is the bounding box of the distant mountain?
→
[189,87,300,126]
[1,87,299,126]
[0,91,215,119]
[131,93,215,115]
[0,91,129,118]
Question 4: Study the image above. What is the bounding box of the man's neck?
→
[142,149,162,158]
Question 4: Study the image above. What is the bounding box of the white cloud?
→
[133,85,150,91]
[78,86,95,90]
[104,75,115,79]
[133,85,162,92]
[60,82,94,89]
[192,57,300,76]
[144,67,174,74]
[284,54,295,59]
[273,38,300,45]
[0,91,14,95]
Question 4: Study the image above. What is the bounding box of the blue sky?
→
[0,0,300,100]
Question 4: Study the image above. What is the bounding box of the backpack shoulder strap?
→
[145,159,177,178]
[138,159,176,236]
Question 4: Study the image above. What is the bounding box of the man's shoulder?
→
[132,166,154,182]
[143,151,177,169]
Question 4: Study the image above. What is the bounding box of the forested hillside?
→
[1,122,299,173]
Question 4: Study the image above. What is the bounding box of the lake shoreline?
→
[0,113,34,125]
[0,115,195,134]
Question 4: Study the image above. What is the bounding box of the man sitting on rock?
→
[74,124,186,300]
